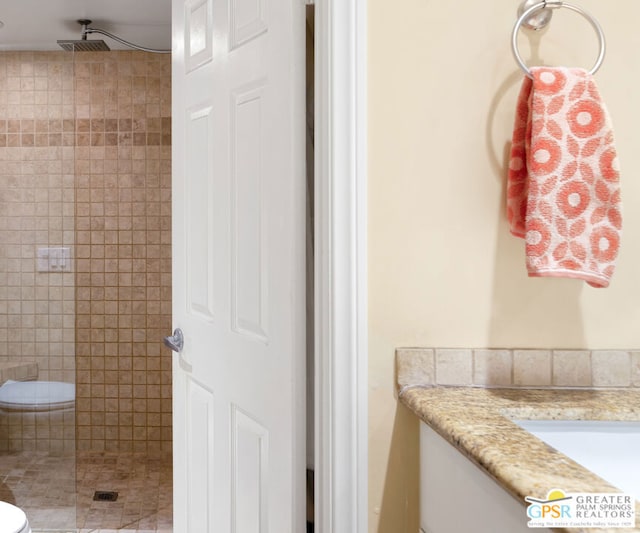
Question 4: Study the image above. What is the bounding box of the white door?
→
[170,0,306,531]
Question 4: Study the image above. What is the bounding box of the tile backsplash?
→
[396,348,640,391]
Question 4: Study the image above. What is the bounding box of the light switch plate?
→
[37,247,72,272]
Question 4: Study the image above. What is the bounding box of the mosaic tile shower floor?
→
[0,451,172,532]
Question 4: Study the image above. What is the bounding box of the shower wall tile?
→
[0,51,172,455]
[0,52,76,387]
[73,51,172,455]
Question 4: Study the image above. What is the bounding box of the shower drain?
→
[93,490,119,502]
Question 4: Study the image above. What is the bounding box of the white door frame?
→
[315,1,368,532]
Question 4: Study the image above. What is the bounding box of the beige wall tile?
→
[513,350,551,386]
[473,349,512,386]
[592,351,631,387]
[552,350,591,387]
[435,349,472,385]
[395,348,434,389]
[74,51,172,453]
[632,352,640,387]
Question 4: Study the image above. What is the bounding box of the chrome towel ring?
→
[511,0,606,79]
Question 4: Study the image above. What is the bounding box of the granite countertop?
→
[400,386,640,533]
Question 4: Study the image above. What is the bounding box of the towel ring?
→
[512,1,606,79]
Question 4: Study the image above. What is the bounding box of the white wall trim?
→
[315,0,368,532]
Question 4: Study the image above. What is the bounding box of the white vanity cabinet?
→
[420,422,553,533]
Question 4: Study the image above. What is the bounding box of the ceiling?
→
[0,0,171,52]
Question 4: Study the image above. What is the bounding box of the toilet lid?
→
[0,501,28,533]
[0,381,75,410]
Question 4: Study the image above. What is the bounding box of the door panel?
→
[230,0,268,50]
[186,105,215,321]
[185,0,213,71]
[231,84,268,342]
[232,405,269,532]
[186,377,215,530]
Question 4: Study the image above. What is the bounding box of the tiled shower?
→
[0,50,173,531]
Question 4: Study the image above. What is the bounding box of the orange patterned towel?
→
[507,67,622,288]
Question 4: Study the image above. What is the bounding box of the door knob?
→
[163,328,184,353]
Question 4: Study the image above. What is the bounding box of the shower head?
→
[57,20,111,52]
[57,39,111,52]
[57,18,170,54]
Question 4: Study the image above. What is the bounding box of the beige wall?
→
[368,1,640,531]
